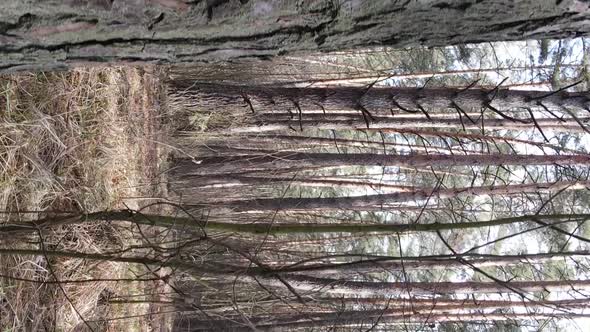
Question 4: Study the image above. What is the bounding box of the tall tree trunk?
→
[228,117,590,132]
[172,83,590,113]
[186,179,590,211]
[168,60,584,86]
[251,312,590,330]
[175,153,590,176]
[310,297,590,309]
[194,130,584,167]
[289,63,585,87]
[231,132,584,155]
[179,312,590,331]
[376,128,588,155]
[189,299,590,330]
[3,211,586,236]
[5,246,590,299]
[2,1,590,72]
[174,174,419,190]
[249,274,590,297]
[260,302,590,329]
[169,83,590,132]
[191,134,481,155]
[271,251,590,275]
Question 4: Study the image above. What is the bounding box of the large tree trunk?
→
[171,83,590,113]
[251,312,590,330]
[272,251,590,275]
[181,177,590,211]
[223,131,585,155]
[287,63,585,87]
[174,153,590,176]
[179,312,590,331]
[249,274,590,297]
[2,0,590,72]
[4,210,586,236]
[181,299,590,330]
[169,83,590,132]
[180,179,590,211]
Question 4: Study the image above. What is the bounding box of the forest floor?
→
[0,66,173,331]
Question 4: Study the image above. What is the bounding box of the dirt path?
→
[109,66,174,332]
[125,67,174,332]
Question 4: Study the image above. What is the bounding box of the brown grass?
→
[0,67,169,331]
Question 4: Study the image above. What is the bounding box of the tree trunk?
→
[192,299,590,330]
[288,63,585,87]
[191,134,481,155]
[205,130,584,156]
[252,312,590,330]
[194,179,590,211]
[168,59,584,87]
[2,1,590,72]
[260,302,590,329]
[169,83,590,132]
[3,211,586,236]
[175,153,590,176]
[375,128,587,155]
[171,83,590,113]
[310,297,590,309]
[250,274,590,297]
[228,117,590,132]
[272,251,590,275]
[179,312,590,331]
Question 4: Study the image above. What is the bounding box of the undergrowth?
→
[0,67,164,331]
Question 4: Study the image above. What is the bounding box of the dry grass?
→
[0,67,168,331]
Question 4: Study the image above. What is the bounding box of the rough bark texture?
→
[183,179,590,211]
[251,274,590,297]
[275,251,590,275]
[168,83,590,132]
[180,302,590,330]
[171,83,590,113]
[4,210,585,236]
[175,153,590,176]
[2,0,590,72]
[180,313,590,331]
[252,313,590,330]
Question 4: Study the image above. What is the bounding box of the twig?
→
[242,93,255,113]
[530,80,584,101]
[36,227,96,332]
[525,108,550,142]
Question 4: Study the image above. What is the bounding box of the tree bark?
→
[3,211,587,236]
[171,83,590,113]
[200,130,584,157]
[2,0,590,71]
[190,299,590,330]
[5,246,590,299]
[169,83,590,132]
[175,153,590,176]
[252,312,590,330]
[179,313,590,331]
[250,274,590,297]
[198,179,590,211]
[376,128,587,155]
[191,134,481,156]
[285,63,585,87]
[271,251,590,275]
